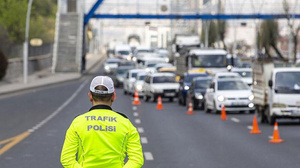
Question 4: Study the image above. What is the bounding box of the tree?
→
[218,20,227,50]
[201,20,218,47]
[283,0,300,64]
[258,20,288,61]
[0,0,56,44]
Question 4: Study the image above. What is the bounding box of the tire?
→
[124,90,127,95]
[204,101,211,113]
[143,94,149,102]
[169,97,173,102]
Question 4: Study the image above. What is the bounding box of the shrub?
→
[0,50,8,80]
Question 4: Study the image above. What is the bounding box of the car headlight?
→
[132,57,137,62]
[184,86,189,90]
[195,93,203,99]
[272,103,287,108]
[104,65,110,70]
[248,103,254,108]
[248,94,254,101]
[136,85,142,91]
[165,58,169,62]
[217,95,225,102]
[117,76,124,82]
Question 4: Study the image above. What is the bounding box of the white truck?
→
[169,34,201,63]
[252,59,300,125]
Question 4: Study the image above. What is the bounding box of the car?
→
[153,63,173,72]
[132,46,154,62]
[178,72,211,106]
[123,69,146,95]
[214,72,242,80]
[232,68,252,86]
[136,56,166,72]
[132,72,148,96]
[143,73,179,102]
[204,78,255,113]
[155,48,170,62]
[118,60,135,68]
[158,67,176,74]
[226,54,243,67]
[104,58,121,74]
[112,66,134,87]
[187,76,213,109]
[114,44,132,60]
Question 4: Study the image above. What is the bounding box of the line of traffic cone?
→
[220,105,227,120]
[186,101,194,115]
[269,122,283,143]
[250,116,261,134]
[132,90,141,105]
[156,96,163,110]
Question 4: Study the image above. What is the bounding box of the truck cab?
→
[253,60,300,124]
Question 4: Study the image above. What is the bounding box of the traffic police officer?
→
[61,76,144,168]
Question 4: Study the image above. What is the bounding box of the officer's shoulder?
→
[114,111,128,119]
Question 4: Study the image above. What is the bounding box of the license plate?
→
[165,93,175,96]
[231,102,245,105]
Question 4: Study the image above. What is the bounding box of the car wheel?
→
[213,101,220,114]
[143,94,149,102]
[124,89,127,95]
[169,97,173,102]
[193,99,198,110]
[204,101,211,113]
[257,109,267,123]
[265,106,276,125]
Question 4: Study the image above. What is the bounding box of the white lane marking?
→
[144,152,154,160]
[132,106,137,111]
[28,80,88,132]
[231,117,240,123]
[135,119,141,124]
[247,126,253,130]
[137,127,144,133]
[141,137,148,144]
[133,112,139,117]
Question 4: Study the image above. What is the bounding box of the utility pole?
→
[23,0,33,84]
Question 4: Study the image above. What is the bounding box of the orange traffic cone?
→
[186,101,194,115]
[132,90,141,105]
[250,116,262,134]
[269,122,283,143]
[220,105,227,120]
[156,96,163,110]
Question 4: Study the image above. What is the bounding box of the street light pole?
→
[23,0,33,84]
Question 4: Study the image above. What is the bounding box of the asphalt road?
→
[1,66,300,168]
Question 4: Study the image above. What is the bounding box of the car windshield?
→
[107,61,119,64]
[147,63,156,67]
[195,79,212,89]
[138,75,146,80]
[192,55,227,68]
[235,71,252,78]
[117,68,130,74]
[117,51,130,55]
[218,80,249,90]
[184,74,208,83]
[218,75,240,79]
[227,57,243,67]
[131,72,138,78]
[153,76,175,83]
[275,72,300,93]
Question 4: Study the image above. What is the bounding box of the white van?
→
[114,45,132,60]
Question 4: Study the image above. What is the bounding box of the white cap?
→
[90,76,114,94]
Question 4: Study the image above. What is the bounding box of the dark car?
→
[178,72,210,106]
[111,66,134,87]
[187,76,213,110]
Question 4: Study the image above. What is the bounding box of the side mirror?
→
[268,80,273,88]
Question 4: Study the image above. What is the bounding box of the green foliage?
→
[0,0,57,44]
[0,0,28,43]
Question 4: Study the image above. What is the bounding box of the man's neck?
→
[92,101,112,107]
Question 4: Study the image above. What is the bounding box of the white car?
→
[104,58,121,74]
[232,68,252,86]
[123,69,146,95]
[214,72,242,80]
[132,72,148,96]
[143,73,179,102]
[204,78,255,113]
